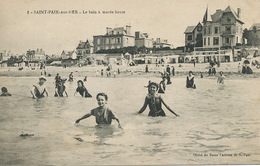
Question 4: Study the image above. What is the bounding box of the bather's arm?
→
[138,96,149,114]
[160,97,179,117]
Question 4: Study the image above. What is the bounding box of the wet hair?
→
[96,93,108,101]
[148,82,159,90]
[1,87,7,93]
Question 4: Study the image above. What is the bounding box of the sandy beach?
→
[1,62,260,80]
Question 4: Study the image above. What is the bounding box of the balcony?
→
[221,30,236,36]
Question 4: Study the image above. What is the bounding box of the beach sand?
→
[0,62,260,80]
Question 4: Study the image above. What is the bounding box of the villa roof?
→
[184,26,196,33]
[76,40,93,49]
[211,6,244,24]
[249,23,260,31]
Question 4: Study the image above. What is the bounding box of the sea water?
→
[0,76,259,165]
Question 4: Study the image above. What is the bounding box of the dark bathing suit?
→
[33,85,46,98]
[140,94,166,117]
[76,87,92,98]
[54,84,66,97]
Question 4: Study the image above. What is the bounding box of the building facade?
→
[61,50,77,60]
[203,6,244,49]
[153,38,173,48]
[184,22,203,52]
[76,39,93,59]
[135,32,153,48]
[26,49,46,61]
[243,23,260,47]
[93,25,135,53]
[0,50,13,61]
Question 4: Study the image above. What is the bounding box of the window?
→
[227,17,231,22]
[213,37,219,45]
[112,31,114,35]
[226,26,231,32]
[106,38,109,44]
[97,46,100,51]
[208,27,211,34]
[117,38,121,43]
[208,37,210,45]
[236,36,238,43]
[225,37,230,43]
[204,27,206,35]
[111,38,115,44]
[253,26,257,33]
[214,27,218,34]
[188,35,193,41]
[97,38,100,45]
[204,38,206,45]
[126,38,128,43]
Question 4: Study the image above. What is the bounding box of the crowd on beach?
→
[0,60,256,131]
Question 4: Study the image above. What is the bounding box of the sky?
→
[0,0,259,55]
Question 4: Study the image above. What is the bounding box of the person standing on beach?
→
[166,65,171,76]
[208,66,212,76]
[238,63,241,73]
[106,66,111,77]
[96,70,100,77]
[172,66,175,76]
[30,76,49,99]
[137,82,179,117]
[145,65,149,73]
[101,69,104,77]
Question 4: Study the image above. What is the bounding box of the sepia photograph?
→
[0,0,259,165]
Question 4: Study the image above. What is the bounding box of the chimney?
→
[106,27,112,34]
[126,25,131,35]
[237,8,241,18]
[156,38,160,43]
[135,31,140,39]
[143,33,148,38]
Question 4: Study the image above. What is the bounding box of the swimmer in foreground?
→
[138,82,179,117]
[30,76,49,99]
[75,93,122,128]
